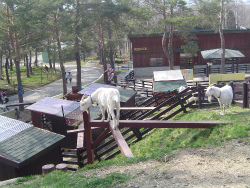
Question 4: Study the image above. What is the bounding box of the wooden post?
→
[42,164,55,175]
[230,81,235,105]
[243,82,247,108]
[83,111,94,164]
[198,84,202,109]
[236,58,239,73]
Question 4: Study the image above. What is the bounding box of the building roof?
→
[201,48,245,59]
[119,89,137,103]
[153,70,187,93]
[26,97,79,117]
[78,83,118,95]
[0,116,64,168]
[128,29,250,39]
[0,116,33,142]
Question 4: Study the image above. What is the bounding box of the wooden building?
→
[0,116,64,181]
[128,29,250,77]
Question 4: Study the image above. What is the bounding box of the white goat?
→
[178,85,198,103]
[205,84,233,115]
[80,88,120,129]
[178,85,186,93]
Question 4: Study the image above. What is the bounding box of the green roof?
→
[153,80,187,93]
[119,89,137,103]
[0,126,64,168]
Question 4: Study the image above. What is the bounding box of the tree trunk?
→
[99,22,107,84]
[0,53,3,80]
[47,40,53,68]
[5,57,10,84]
[75,0,82,90]
[162,5,175,70]
[29,50,33,74]
[108,21,114,69]
[162,26,171,69]
[54,10,67,95]
[220,0,226,74]
[26,54,30,77]
[6,5,23,110]
[34,48,38,66]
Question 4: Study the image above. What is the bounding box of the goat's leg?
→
[109,108,117,129]
[100,106,105,121]
[229,103,232,112]
[106,108,111,122]
[220,104,225,115]
[116,103,120,127]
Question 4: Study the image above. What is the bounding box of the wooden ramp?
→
[109,122,134,158]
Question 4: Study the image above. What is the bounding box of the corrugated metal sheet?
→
[0,116,33,142]
[26,97,79,117]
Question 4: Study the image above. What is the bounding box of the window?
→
[150,58,163,66]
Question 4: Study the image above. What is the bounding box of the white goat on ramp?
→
[80,88,120,129]
[205,84,233,115]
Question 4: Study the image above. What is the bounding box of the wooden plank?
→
[83,111,94,164]
[120,107,155,111]
[109,122,134,158]
[89,120,230,129]
[67,127,100,134]
[77,123,84,149]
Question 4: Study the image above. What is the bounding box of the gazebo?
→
[201,48,245,74]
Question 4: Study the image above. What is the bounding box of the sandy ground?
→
[80,137,250,188]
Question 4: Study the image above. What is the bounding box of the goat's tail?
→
[113,95,120,103]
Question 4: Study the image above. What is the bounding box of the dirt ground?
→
[81,137,250,188]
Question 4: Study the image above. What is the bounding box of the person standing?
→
[68,72,72,83]
[15,108,22,119]
[2,95,9,112]
[65,72,68,83]
[0,91,2,104]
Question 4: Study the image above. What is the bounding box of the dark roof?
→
[0,116,64,168]
[128,29,250,39]
[78,83,118,95]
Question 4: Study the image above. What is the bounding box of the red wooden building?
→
[128,29,250,76]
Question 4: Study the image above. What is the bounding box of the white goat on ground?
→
[178,85,198,103]
[205,84,233,115]
[80,88,120,129]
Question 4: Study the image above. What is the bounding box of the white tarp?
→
[153,70,184,82]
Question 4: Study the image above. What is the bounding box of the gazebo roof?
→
[201,48,245,59]
[0,116,64,168]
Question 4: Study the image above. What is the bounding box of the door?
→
[180,53,193,69]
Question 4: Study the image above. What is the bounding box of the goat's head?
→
[79,95,91,112]
[205,85,216,102]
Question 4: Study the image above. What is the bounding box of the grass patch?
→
[0,65,61,96]
[130,105,250,159]
[5,103,250,187]
[12,170,130,188]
